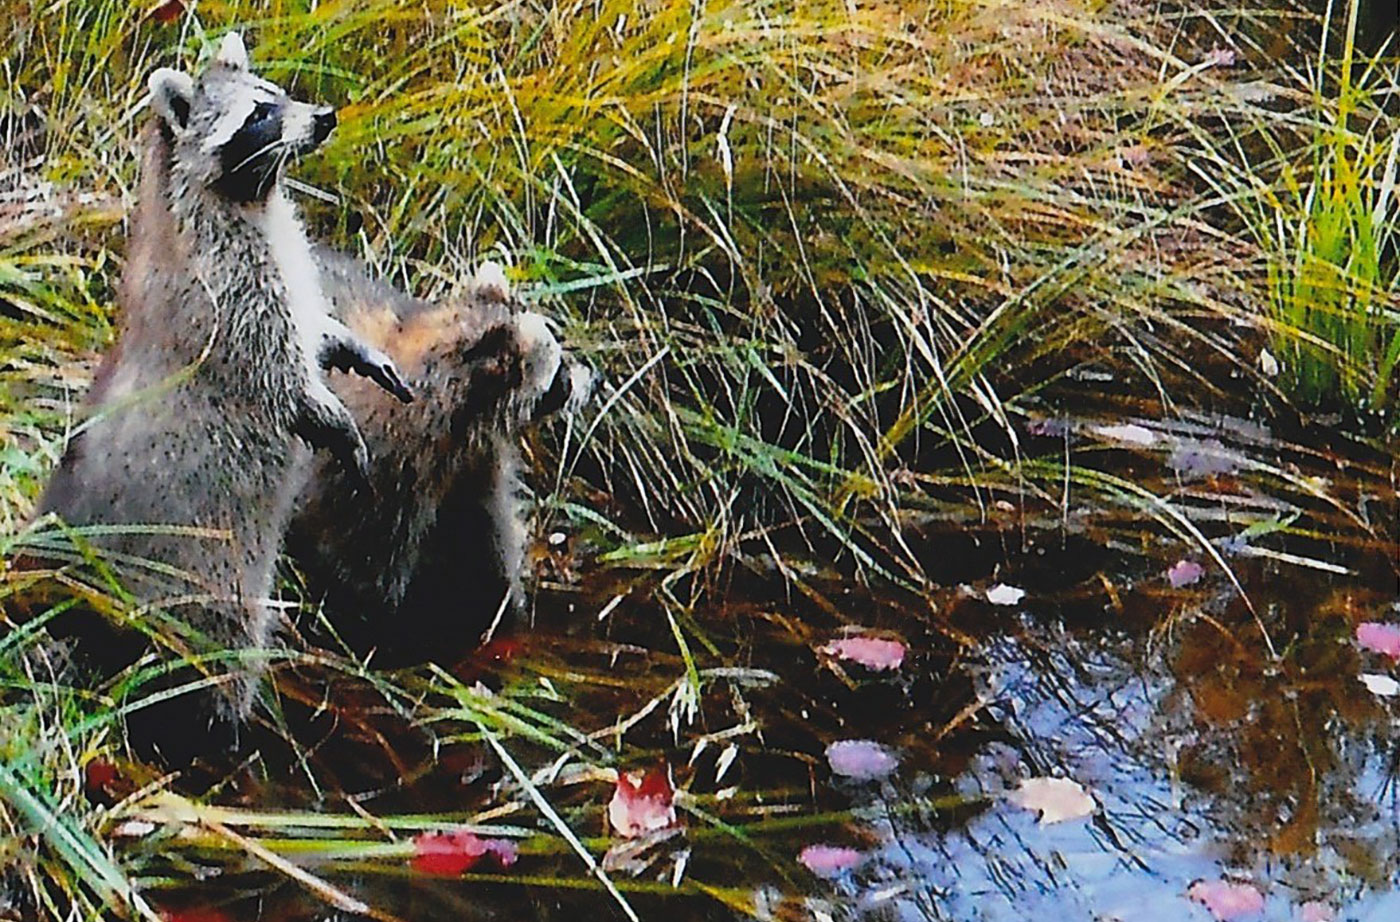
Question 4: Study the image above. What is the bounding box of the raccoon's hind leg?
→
[318,317,415,404]
[296,383,371,490]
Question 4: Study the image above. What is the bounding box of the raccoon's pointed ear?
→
[215,32,249,70]
[148,68,194,130]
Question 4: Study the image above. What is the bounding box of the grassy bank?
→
[0,0,1396,917]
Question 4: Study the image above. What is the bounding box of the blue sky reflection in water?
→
[819,630,1400,922]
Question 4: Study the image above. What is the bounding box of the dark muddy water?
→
[134,409,1398,922]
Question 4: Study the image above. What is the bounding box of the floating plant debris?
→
[1359,674,1400,697]
[1090,423,1158,446]
[820,635,906,671]
[1186,880,1265,920]
[986,584,1027,606]
[825,740,898,781]
[1005,777,1096,824]
[797,844,864,878]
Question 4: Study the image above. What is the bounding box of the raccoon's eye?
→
[248,102,276,125]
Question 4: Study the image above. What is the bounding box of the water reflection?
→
[826,612,1400,921]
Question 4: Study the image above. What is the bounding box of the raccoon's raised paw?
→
[321,333,415,404]
[298,393,373,492]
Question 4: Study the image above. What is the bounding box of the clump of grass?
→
[1202,0,1398,423]
[4,0,1331,575]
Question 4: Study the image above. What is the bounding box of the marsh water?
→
[131,403,1398,922]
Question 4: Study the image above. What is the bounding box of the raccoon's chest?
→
[249,190,327,383]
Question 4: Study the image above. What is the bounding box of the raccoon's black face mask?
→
[215,99,336,203]
[214,101,284,202]
[147,33,336,205]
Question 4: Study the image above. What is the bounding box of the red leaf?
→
[608,764,678,838]
[148,1,185,23]
[410,830,518,876]
[84,759,118,792]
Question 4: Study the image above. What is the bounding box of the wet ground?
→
[105,408,1397,922]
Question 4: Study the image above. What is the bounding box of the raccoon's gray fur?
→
[34,34,410,749]
[287,247,590,664]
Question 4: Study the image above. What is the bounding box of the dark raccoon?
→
[288,247,589,665]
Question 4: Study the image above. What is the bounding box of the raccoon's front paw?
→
[298,393,373,492]
[321,330,415,404]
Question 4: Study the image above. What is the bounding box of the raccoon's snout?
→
[312,107,336,145]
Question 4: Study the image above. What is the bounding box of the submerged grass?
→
[0,0,1396,918]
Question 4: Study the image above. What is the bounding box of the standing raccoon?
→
[34,34,411,753]
[288,249,590,664]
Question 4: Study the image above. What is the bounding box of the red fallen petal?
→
[148,1,185,23]
[410,830,516,876]
[621,761,674,805]
[822,637,906,671]
[160,909,233,922]
[609,765,678,838]
[1356,622,1400,660]
[453,637,527,681]
[476,637,524,665]
[1187,880,1265,920]
[84,759,118,792]
[412,831,485,876]
[798,844,863,877]
[1167,559,1205,588]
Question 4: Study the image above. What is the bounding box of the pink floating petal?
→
[608,764,679,838]
[1356,622,1400,660]
[1188,880,1265,920]
[484,837,519,868]
[1167,559,1206,588]
[1299,902,1335,922]
[825,740,898,780]
[822,637,906,671]
[798,844,863,878]
[410,830,518,876]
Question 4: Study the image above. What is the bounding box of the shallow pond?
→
[102,410,1398,922]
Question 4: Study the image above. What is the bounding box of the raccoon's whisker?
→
[227,138,289,175]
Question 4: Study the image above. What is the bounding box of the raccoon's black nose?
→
[312,107,336,144]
